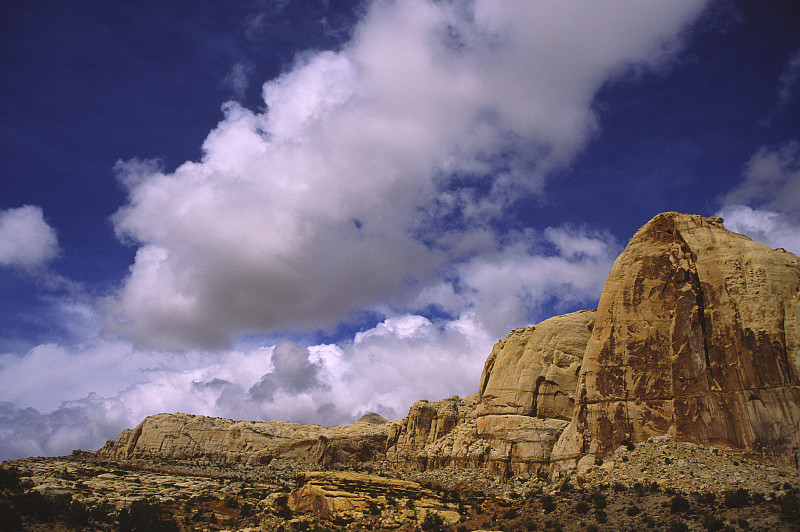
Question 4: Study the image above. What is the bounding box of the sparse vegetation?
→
[723,488,750,508]
[670,493,691,513]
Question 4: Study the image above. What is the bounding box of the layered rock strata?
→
[551,212,800,471]
[97,412,391,468]
[95,212,800,476]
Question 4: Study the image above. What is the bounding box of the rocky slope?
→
[87,212,800,478]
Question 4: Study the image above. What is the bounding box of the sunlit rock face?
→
[552,212,800,472]
[477,310,595,420]
[96,412,391,468]
[95,212,800,475]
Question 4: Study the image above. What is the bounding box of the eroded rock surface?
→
[477,309,595,420]
[97,412,391,469]
[93,212,800,480]
[552,212,800,472]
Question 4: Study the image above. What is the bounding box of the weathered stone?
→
[97,412,391,468]
[288,471,456,523]
[477,310,595,420]
[551,212,800,472]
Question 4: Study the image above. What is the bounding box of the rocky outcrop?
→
[289,471,461,525]
[94,212,800,477]
[386,395,487,470]
[97,412,391,468]
[470,310,596,476]
[477,310,595,420]
[551,212,800,472]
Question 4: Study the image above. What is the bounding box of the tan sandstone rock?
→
[551,212,800,472]
[477,310,595,420]
[288,471,457,523]
[97,412,391,468]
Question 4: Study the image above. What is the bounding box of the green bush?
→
[574,500,590,514]
[626,504,641,516]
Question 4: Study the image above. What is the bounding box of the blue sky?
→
[1,0,799,460]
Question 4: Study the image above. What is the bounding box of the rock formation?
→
[95,212,800,476]
[96,412,390,468]
[551,212,800,472]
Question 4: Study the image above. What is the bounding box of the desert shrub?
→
[368,500,381,515]
[540,494,555,513]
[89,500,115,523]
[669,520,689,532]
[0,467,21,492]
[591,491,607,509]
[701,515,725,531]
[633,482,647,496]
[575,500,590,514]
[723,488,750,508]
[543,518,562,531]
[117,498,178,532]
[65,499,90,527]
[670,494,691,513]
[504,507,518,519]
[694,491,716,505]
[643,515,656,528]
[621,438,635,451]
[585,525,598,532]
[626,504,641,516]
[779,492,799,521]
[594,509,607,524]
[736,517,750,529]
[240,501,253,517]
[612,481,627,492]
[558,479,572,492]
[0,499,22,531]
[421,511,445,532]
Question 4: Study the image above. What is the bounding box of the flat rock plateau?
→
[2,212,800,531]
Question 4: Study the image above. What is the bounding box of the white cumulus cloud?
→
[0,205,59,269]
[718,141,800,255]
[107,0,709,350]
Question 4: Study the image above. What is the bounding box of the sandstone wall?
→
[97,412,391,468]
[551,212,800,471]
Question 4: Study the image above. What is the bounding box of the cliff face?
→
[551,212,800,471]
[96,212,800,475]
[96,412,391,468]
